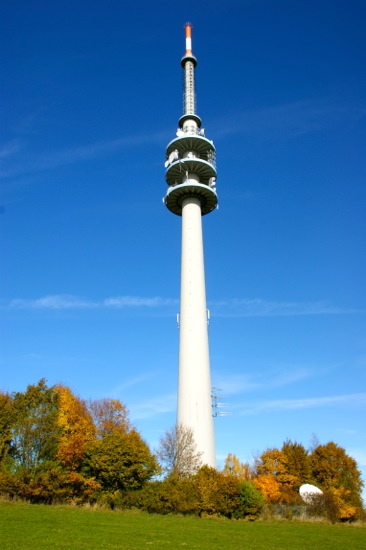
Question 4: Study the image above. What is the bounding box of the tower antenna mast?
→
[164,23,218,467]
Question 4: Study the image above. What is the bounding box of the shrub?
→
[235,481,265,519]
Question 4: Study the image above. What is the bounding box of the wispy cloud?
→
[129,394,176,420]
[3,98,365,181]
[104,296,177,308]
[235,393,366,416]
[0,140,21,159]
[110,372,162,394]
[215,367,312,396]
[212,99,366,141]
[210,298,359,317]
[4,294,359,316]
[6,294,177,310]
[0,130,169,180]
[8,295,98,310]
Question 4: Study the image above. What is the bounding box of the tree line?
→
[0,380,364,522]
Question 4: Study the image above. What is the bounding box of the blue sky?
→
[1,0,365,495]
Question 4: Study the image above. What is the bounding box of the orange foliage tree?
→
[253,473,282,503]
[254,448,298,503]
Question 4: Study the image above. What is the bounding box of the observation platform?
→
[164,181,218,216]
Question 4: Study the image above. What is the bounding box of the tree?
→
[156,425,202,479]
[84,429,159,491]
[0,391,15,469]
[254,447,298,502]
[310,442,364,509]
[55,385,96,470]
[222,453,252,481]
[88,398,130,438]
[11,379,60,473]
[281,439,311,490]
[255,448,288,478]
[253,474,282,503]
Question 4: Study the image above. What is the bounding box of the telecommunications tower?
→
[164,23,217,467]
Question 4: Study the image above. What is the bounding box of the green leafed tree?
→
[84,430,159,491]
[0,391,15,470]
[11,379,60,473]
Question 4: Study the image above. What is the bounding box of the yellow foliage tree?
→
[256,448,288,477]
[55,385,96,470]
[222,453,251,481]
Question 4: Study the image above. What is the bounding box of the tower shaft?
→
[178,196,215,466]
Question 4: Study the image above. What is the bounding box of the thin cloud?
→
[0,140,21,159]
[8,295,98,310]
[0,130,169,180]
[6,294,177,310]
[210,298,359,317]
[110,372,162,394]
[235,393,366,416]
[212,99,366,141]
[215,367,312,396]
[4,294,358,316]
[129,394,176,420]
[104,296,178,308]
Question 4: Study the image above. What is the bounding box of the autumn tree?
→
[55,385,96,470]
[253,473,282,503]
[310,442,364,510]
[255,448,288,478]
[281,439,311,490]
[156,425,202,479]
[88,398,130,437]
[254,448,297,503]
[222,453,252,481]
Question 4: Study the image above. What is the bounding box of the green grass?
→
[0,501,365,549]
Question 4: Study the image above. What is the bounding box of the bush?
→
[307,490,359,523]
[235,481,265,519]
[0,471,19,499]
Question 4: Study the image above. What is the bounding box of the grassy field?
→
[0,501,365,549]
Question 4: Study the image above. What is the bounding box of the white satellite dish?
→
[299,483,323,504]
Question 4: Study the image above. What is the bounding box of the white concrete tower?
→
[164,23,217,468]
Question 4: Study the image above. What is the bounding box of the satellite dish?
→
[299,483,323,504]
